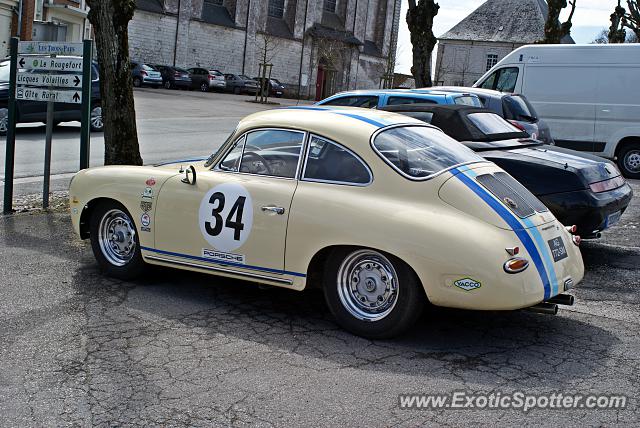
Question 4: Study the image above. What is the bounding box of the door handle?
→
[261,205,285,215]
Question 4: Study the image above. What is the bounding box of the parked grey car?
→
[131,61,163,88]
[224,73,259,95]
[433,87,554,145]
[188,68,226,92]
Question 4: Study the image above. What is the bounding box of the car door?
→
[153,128,306,277]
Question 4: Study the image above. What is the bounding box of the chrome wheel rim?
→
[98,209,136,266]
[90,106,103,130]
[0,108,7,134]
[200,83,207,92]
[624,150,640,173]
[164,81,171,89]
[337,250,398,321]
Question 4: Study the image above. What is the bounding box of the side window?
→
[303,136,371,185]
[495,67,519,93]
[239,130,305,178]
[218,136,246,171]
[479,71,497,90]
[386,97,436,106]
[322,96,379,108]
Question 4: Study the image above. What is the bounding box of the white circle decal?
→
[199,183,253,252]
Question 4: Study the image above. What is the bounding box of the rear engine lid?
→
[439,164,556,231]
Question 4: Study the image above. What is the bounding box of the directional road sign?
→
[15,87,82,104]
[18,41,83,56]
[18,56,83,72]
[17,72,82,88]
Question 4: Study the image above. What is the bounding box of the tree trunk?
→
[609,2,627,43]
[406,0,439,88]
[540,0,576,44]
[87,0,143,166]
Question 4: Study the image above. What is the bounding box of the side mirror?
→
[181,165,196,185]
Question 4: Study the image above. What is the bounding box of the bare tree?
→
[254,33,282,103]
[86,0,142,165]
[593,27,638,43]
[406,0,439,87]
[435,48,473,86]
[612,1,640,41]
[609,2,628,43]
[540,0,576,44]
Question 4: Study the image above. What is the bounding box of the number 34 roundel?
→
[198,183,254,252]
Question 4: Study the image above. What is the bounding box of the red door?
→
[315,66,325,101]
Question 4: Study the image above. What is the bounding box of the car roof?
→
[382,103,486,113]
[429,86,508,98]
[235,107,426,149]
[323,88,475,98]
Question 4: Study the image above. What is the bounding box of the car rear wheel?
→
[90,201,146,280]
[618,143,640,179]
[233,86,241,95]
[133,77,142,88]
[200,82,209,92]
[164,80,172,89]
[323,248,425,339]
[0,107,9,136]
[90,105,103,132]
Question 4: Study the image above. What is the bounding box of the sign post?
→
[3,40,91,212]
[2,38,18,214]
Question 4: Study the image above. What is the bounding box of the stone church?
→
[434,0,574,87]
[130,0,402,99]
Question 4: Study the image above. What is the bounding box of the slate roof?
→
[201,4,236,28]
[439,0,574,44]
[136,0,164,14]
[307,24,362,46]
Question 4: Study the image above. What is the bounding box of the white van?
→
[473,44,640,178]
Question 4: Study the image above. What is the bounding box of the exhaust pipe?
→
[526,302,558,315]
[546,293,575,306]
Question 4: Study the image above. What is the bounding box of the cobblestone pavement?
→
[0,182,638,427]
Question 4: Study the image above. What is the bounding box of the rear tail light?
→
[141,70,148,76]
[589,176,625,193]
[504,257,529,274]
[174,72,180,77]
[565,225,577,234]
[507,120,526,131]
[208,75,214,80]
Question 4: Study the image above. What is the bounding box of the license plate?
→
[547,237,568,262]
[605,211,622,228]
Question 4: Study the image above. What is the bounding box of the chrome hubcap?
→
[0,108,7,133]
[98,209,136,266]
[624,150,640,173]
[337,250,398,321]
[90,106,103,130]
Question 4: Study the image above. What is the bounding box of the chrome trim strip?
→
[145,255,294,285]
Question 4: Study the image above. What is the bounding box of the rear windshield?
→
[372,126,483,179]
[503,95,538,122]
[141,64,156,71]
[454,95,483,107]
[467,113,523,135]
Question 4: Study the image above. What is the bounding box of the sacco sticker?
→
[454,278,481,291]
[198,183,253,252]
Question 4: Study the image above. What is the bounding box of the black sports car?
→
[382,104,633,238]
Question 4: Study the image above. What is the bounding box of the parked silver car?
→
[431,87,554,145]
[131,61,163,88]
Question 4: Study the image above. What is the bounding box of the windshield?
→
[239,75,252,80]
[372,125,483,179]
[503,95,538,122]
[0,61,9,82]
[142,64,156,71]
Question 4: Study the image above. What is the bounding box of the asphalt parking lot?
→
[0,178,638,426]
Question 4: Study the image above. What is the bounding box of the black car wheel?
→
[89,200,146,280]
[233,86,241,95]
[200,82,209,92]
[0,107,9,136]
[323,247,425,339]
[90,105,104,132]
[618,143,640,179]
[133,77,142,88]
[164,81,172,89]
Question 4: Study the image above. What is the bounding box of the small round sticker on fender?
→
[199,183,253,252]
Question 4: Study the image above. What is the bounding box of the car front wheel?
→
[618,142,640,179]
[200,82,209,92]
[133,77,142,88]
[90,105,103,132]
[323,248,425,339]
[89,201,146,280]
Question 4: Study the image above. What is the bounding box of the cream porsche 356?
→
[69,107,584,338]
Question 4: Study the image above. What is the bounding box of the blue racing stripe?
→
[452,167,552,300]
[141,246,307,278]
[521,216,559,296]
[333,111,387,128]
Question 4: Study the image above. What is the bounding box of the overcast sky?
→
[395,0,618,74]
